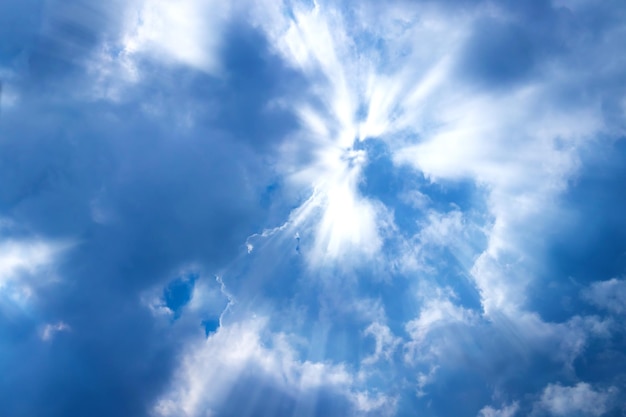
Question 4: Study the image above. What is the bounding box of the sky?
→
[1,0,626,416]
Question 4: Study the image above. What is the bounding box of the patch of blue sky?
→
[526,139,626,322]
[163,273,197,319]
[201,318,220,336]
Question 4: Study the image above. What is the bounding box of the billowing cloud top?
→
[2,0,626,416]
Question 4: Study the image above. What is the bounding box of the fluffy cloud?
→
[0,236,70,308]
[121,0,230,75]
[405,289,477,348]
[535,382,616,417]
[478,402,519,417]
[583,278,626,315]
[0,238,66,286]
[154,316,395,417]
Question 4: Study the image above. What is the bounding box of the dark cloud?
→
[0,12,305,417]
[212,23,306,149]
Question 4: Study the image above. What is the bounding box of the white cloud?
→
[0,238,70,308]
[411,209,486,270]
[405,290,477,344]
[121,0,229,75]
[478,402,519,417]
[404,288,478,364]
[248,17,621,390]
[300,169,388,265]
[399,188,431,210]
[416,365,439,398]
[242,2,400,267]
[104,1,625,411]
[153,316,393,417]
[40,321,71,341]
[0,239,62,286]
[257,1,360,147]
[401,290,611,376]
[488,311,612,371]
[244,0,604,294]
[582,278,626,315]
[535,382,616,417]
[85,0,233,102]
[226,3,465,272]
[417,209,467,247]
[221,5,626,410]
[351,391,398,416]
[186,276,230,317]
[361,322,401,365]
[245,143,391,266]
[394,85,600,315]
[252,2,615,325]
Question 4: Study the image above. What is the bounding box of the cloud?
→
[478,402,519,417]
[0,237,70,309]
[121,0,229,75]
[405,289,477,345]
[153,316,394,417]
[40,321,70,341]
[361,322,401,365]
[2,0,626,416]
[416,365,439,398]
[508,312,611,362]
[535,382,616,417]
[248,0,618,321]
[0,6,300,416]
[582,278,626,315]
[403,287,479,367]
[0,238,66,286]
[395,84,600,315]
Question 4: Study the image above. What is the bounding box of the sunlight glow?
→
[283,137,382,264]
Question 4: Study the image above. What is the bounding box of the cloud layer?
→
[2,0,626,416]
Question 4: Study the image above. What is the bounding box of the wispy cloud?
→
[582,278,626,315]
[534,382,617,417]
[478,402,519,417]
[40,321,71,341]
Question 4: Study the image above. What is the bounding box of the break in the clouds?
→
[2,0,626,416]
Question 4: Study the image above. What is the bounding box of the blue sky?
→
[1,0,626,416]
